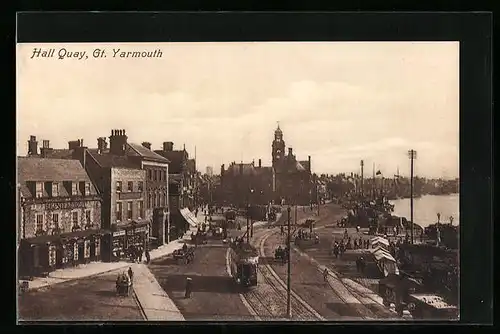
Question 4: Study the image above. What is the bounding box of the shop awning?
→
[180,208,199,227]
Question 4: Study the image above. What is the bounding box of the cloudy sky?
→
[17,42,459,178]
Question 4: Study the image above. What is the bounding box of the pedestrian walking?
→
[185,277,193,298]
[145,250,151,264]
[323,268,329,282]
[137,248,142,263]
[128,267,134,283]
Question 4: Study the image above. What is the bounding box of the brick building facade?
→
[18,157,103,277]
[85,148,148,262]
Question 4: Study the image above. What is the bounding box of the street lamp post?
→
[408,149,417,244]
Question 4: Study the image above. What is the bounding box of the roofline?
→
[86,150,103,168]
[128,143,170,163]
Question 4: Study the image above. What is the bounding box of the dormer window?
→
[71,182,78,196]
[35,182,43,198]
[52,183,59,197]
[85,182,91,196]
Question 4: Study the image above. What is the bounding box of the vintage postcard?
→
[17,42,459,322]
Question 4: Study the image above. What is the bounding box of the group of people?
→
[331,234,370,259]
[127,245,151,264]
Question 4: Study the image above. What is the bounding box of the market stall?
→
[408,293,458,319]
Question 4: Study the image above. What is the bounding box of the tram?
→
[228,241,259,288]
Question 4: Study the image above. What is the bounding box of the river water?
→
[391,194,459,228]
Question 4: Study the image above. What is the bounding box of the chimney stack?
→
[221,164,225,176]
[68,140,82,150]
[288,147,293,156]
[163,141,173,152]
[258,159,262,168]
[109,129,128,155]
[27,135,38,156]
[40,140,53,158]
[142,142,152,150]
[308,155,311,172]
[97,137,107,154]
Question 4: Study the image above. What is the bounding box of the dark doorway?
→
[56,246,63,268]
[90,239,96,258]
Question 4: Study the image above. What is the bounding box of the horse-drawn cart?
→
[173,247,195,264]
[116,273,132,296]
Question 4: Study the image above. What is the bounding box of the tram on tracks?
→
[228,241,259,288]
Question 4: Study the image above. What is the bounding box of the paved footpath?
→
[21,228,198,291]
[131,263,184,321]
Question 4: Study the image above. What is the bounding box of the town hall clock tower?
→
[272,123,285,169]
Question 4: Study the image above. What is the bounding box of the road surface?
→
[148,229,254,321]
[18,268,144,321]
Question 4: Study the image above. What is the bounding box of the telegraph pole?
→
[360,160,364,197]
[316,180,320,216]
[250,188,254,238]
[408,150,417,244]
[246,202,250,243]
[287,206,292,318]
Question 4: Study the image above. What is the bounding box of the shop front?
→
[19,229,106,278]
[109,220,150,262]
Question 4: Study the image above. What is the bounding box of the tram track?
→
[132,286,148,321]
[241,228,324,321]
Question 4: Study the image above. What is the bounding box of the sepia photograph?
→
[17,41,459,322]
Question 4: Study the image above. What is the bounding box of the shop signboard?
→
[113,230,126,237]
[135,226,148,233]
[46,201,87,211]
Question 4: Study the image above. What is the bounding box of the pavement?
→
[19,227,199,322]
[131,263,185,321]
[21,227,198,291]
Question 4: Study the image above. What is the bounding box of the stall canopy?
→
[371,236,390,249]
[370,248,399,277]
[180,208,199,228]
